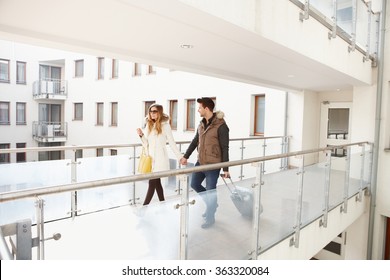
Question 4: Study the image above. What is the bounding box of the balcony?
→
[32,121,68,142]
[33,79,68,100]
[0,138,373,260]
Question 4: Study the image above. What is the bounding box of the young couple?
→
[136,98,230,228]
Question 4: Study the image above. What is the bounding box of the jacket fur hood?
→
[215,111,225,119]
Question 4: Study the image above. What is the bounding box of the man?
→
[180,97,230,228]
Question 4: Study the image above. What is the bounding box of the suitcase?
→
[221,175,263,218]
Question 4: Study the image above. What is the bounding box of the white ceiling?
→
[0,0,369,92]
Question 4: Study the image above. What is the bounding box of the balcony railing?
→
[0,138,373,260]
[32,121,68,142]
[32,79,68,100]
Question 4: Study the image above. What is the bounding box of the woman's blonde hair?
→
[146,104,169,134]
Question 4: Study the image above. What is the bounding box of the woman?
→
[136,104,182,205]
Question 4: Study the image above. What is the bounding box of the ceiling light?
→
[287,74,295,78]
[180,44,194,49]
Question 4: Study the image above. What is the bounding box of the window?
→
[111,102,118,126]
[112,59,118,79]
[254,95,265,135]
[16,102,26,125]
[75,59,84,77]
[74,103,83,120]
[147,65,156,75]
[110,149,117,156]
[144,101,155,117]
[133,63,141,76]
[96,148,103,157]
[96,102,104,125]
[0,59,10,83]
[16,143,26,162]
[0,102,10,125]
[16,61,26,84]
[75,149,83,159]
[97,57,104,80]
[0,143,10,164]
[186,99,195,131]
[169,100,178,130]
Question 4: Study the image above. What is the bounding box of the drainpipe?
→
[367,0,387,260]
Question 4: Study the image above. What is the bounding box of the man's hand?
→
[180,157,188,165]
[221,171,230,178]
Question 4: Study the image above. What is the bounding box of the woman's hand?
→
[136,128,144,137]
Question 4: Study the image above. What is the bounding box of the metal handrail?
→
[0,141,369,203]
[0,136,286,154]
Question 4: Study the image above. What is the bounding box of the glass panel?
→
[187,173,254,259]
[356,0,369,51]
[310,0,334,21]
[349,148,364,195]
[0,159,71,225]
[328,156,346,208]
[76,155,133,214]
[337,0,353,37]
[43,200,180,259]
[301,160,327,224]
[258,165,300,252]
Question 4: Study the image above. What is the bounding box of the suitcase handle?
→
[220,174,236,194]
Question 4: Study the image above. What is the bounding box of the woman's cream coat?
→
[140,122,182,172]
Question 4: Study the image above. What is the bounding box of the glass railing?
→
[293,0,379,58]
[0,139,372,260]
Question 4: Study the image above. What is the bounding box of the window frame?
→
[16,61,27,84]
[112,59,119,79]
[186,99,196,131]
[75,59,84,78]
[16,102,26,125]
[74,103,83,121]
[16,143,26,162]
[0,59,10,83]
[254,95,265,136]
[97,57,104,80]
[169,99,178,130]
[110,102,118,126]
[0,102,10,125]
[96,102,104,126]
[0,143,10,164]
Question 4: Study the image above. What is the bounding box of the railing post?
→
[177,175,191,260]
[364,1,372,61]
[356,144,366,202]
[348,0,358,52]
[35,197,45,259]
[239,140,245,180]
[290,155,305,248]
[262,139,267,175]
[280,136,289,170]
[328,0,338,39]
[250,162,263,259]
[69,149,79,218]
[320,151,332,228]
[130,146,138,204]
[341,147,351,213]
[367,143,374,195]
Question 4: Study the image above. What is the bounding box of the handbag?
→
[138,148,152,174]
